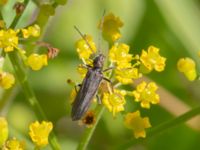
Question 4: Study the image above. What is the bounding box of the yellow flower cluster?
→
[0,117,53,149]
[0,29,19,52]
[71,12,166,138]
[102,89,126,116]
[0,22,51,72]
[140,46,166,73]
[99,12,123,43]
[0,72,15,89]
[133,81,160,109]
[29,121,53,147]
[124,111,151,138]
[177,57,197,81]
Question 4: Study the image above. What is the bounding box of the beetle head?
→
[93,54,105,69]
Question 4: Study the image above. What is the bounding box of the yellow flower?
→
[124,111,151,139]
[140,46,166,72]
[0,29,19,52]
[29,121,53,147]
[75,35,96,60]
[21,24,40,38]
[109,43,132,68]
[3,138,25,150]
[115,67,141,84]
[102,89,126,116]
[0,117,8,147]
[27,53,48,71]
[0,72,15,89]
[177,57,197,81]
[99,12,123,43]
[132,81,160,109]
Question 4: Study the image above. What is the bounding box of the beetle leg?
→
[103,77,114,92]
[75,84,81,93]
[103,67,114,72]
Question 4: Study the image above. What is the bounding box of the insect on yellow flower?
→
[0,72,15,89]
[27,53,48,71]
[102,89,126,117]
[132,81,160,109]
[124,110,151,139]
[177,57,197,81]
[29,121,53,147]
[140,46,166,73]
[0,117,8,147]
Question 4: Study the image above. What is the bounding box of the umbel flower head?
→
[0,117,8,147]
[75,35,96,60]
[102,89,126,116]
[27,53,48,71]
[0,72,15,89]
[133,81,160,109]
[29,121,53,147]
[177,57,197,81]
[3,138,25,150]
[124,111,151,138]
[0,29,19,52]
[99,12,123,43]
[140,46,166,73]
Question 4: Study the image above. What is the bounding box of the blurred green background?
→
[1,0,200,149]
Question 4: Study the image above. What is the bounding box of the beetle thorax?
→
[93,54,104,69]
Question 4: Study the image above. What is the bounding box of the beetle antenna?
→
[97,10,106,54]
[74,25,95,54]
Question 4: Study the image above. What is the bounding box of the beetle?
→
[71,53,105,121]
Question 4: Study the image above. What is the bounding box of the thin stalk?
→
[116,106,200,150]
[7,0,61,149]
[77,105,105,150]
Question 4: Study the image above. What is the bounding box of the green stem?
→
[77,105,105,150]
[7,1,61,149]
[116,106,200,150]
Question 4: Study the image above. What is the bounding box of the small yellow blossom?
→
[29,121,53,147]
[3,138,25,150]
[77,59,93,78]
[132,81,160,109]
[140,46,166,72]
[177,57,197,81]
[21,24,40,38]
[109,43,132,68]
[0,72,15,89]
[76,35,96,60]
[0,117,8,147]
[115,67,141,84]
[102,89,126,116]
[0,29,19,52]
[27,53,48,71]
[124,111,151,139]
[99,12,123,43]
